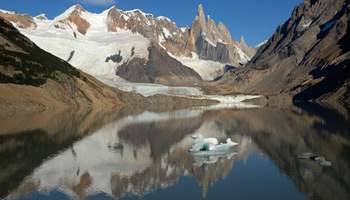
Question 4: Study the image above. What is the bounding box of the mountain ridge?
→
[0,3,255,83]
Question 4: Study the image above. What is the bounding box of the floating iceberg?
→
[189,135,238,166]
[189,135,238,155]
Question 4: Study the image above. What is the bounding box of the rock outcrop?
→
[116,43,201,85]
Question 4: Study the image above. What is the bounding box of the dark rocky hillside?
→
[220,0,350,108]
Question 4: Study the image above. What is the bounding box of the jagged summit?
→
[197,4,205,19]
[54,4,86,21]
[187,3,255,65]
[240,36,245,44]
[72,4,85,12]
[67,4,86,14]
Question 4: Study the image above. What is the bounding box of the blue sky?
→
[0,0,302,46]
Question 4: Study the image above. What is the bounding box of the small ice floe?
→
[297,152,332,167]
[189,135,238,166]
[189,134,238,154]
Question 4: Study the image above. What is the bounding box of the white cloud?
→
[76,0,115,6]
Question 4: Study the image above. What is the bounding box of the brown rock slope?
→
[221,0,350,107]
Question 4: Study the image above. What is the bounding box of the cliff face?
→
[223,0,350,107]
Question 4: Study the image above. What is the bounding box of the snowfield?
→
[97,74,204,97]
[25,31,149,76]
[98,74,261,106]
[20,13,150,76]
[173,53,226,81]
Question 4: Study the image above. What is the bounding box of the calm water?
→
[0,103,350,200]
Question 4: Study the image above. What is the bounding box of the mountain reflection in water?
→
[0,103,349,200]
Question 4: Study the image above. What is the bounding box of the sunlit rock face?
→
[187,4,255,66]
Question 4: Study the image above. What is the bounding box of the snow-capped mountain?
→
[0,4,255,82]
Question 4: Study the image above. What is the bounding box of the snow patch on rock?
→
[0,9,15,14]
[235,46,250,64]
[255,40,268,48]
[162,27,172,38]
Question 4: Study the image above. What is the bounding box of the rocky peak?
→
[197,4,206,21]
[195,4,207,32]
[55,4,86,21]
[238,36,256,58]
[71,4,86,14]
[185,4,256,65]
[56,4,90,35]
[239,36,246,46]
[106,6,125,32]
[35,14,47,20]
[191,4,234,44]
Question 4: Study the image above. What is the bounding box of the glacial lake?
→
[1,103,349,200]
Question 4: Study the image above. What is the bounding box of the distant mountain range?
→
[0,4,255,84]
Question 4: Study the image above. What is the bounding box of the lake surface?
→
[1,103,350,200]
